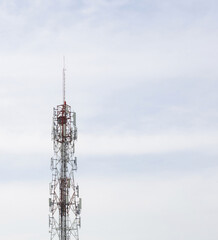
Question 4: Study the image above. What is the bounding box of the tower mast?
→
[49,62,81,240]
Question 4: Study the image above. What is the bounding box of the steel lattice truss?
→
[49,102,81,240]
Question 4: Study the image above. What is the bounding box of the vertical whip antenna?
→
[63,56,66,103]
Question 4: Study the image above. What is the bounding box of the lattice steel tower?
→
[49,62,81,240]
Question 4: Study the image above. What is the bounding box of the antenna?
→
[63,56,66,103]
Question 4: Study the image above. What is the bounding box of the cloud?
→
[78,132,218,155]
[0,181,48,240]
[78,173,218,240]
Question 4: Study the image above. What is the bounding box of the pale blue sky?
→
[0,0,218,240]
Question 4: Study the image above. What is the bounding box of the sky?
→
[0,0,218,239]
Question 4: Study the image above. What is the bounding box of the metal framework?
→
[49,67,81,240]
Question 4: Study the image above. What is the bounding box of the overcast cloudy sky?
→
[0,0,218,240]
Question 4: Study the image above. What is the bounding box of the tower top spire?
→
[63,56,66,104]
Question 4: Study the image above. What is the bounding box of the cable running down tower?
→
[49,63,81,240]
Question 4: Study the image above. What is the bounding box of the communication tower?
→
[49,61,81,240]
